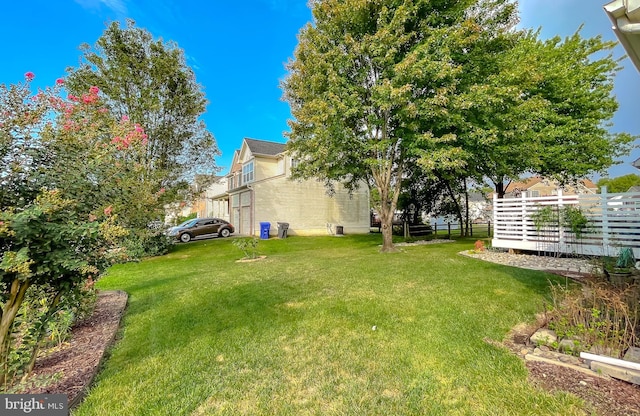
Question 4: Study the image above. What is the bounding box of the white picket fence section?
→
[492,188,640,258]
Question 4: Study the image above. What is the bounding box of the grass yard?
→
[74,235,586,415]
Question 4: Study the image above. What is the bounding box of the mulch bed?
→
[19,290,128,408]
[527,361,640,415]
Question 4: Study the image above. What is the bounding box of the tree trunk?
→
[495,181,506,199]
[371,156,403,253]
[22,290,64,380]
[464,178,470,237]
[376,176,397,252]
[443,180,464,237]
[0,278,31,386]
[379,207,396,252]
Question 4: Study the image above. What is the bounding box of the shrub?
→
[122,229,173,260]
[233,237,260,259]
[2,284,97,391]
[545,281,639,357]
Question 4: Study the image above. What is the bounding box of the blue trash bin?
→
[259,222,271,239]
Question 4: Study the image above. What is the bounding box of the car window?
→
[183,219,199,228]
[178,219,198,227]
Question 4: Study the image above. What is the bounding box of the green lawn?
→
[74,235,586,415]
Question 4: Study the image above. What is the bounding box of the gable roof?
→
[244,138,286,157]
[505,176,597,194]
[504,177,544,193]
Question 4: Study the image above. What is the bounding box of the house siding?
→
[252,176,370,236]
[224,138,371,237]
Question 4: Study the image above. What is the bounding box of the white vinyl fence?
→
[492,188,640,258]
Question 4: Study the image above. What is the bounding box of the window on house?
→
[530,190,540,197]
[291,158,299,169]
[242,161,254,184]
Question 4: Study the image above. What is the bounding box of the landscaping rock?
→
[530,328,557,346]
[589,344,621,358]
[509,322,535,345]
[558,338,580,353]
[624,347,640,364]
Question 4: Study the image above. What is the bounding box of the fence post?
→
[601,186,610,256]
[493,193,498,241]
[488,220,491,237]
[434,222,437,236]
[521,191,528,243]
[557,189,565,253]
[470,221,473,237]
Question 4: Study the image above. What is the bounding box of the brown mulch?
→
[12,285,640,415]
[19,290,128,408]
[527,361,640,415]
[503,325,640,416]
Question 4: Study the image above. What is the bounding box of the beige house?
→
[215,138,370,237]
[192,176,230,221]
[164,176,230,225]
[503,177,598,198]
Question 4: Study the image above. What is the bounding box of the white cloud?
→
[74,0,128,15]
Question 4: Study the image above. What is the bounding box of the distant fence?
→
[492,188,640,258]
[418,221,492,239]
[371,220,492,238]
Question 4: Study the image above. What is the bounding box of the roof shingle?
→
[244,138,286,156]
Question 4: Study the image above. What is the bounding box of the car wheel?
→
[180,233,192,243]
[220,228,231,238]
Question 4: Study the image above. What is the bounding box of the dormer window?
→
[242,160,254,184]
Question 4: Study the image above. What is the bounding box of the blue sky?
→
[2,0,638,178]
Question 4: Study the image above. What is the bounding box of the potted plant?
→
[606,247,636,286]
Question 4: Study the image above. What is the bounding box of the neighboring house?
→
[164,176,230,225]
[425,191,491,227]
[468,191,492,222]
[190,176,230,221]
[164,201,192,225]
[502,177,597,198]
[211,138,370,236]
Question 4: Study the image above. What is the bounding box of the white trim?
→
[604,0,640,72]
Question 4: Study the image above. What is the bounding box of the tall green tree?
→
[283,0,476,252]
[597,174,640,193]
[453,27,635,197]
[65,20,219,227]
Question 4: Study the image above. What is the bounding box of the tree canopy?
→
[283,0,479,252]
[597,173,640,193]
[283,0,635,252]
[452,28,634,197]
[65,19,219,224]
